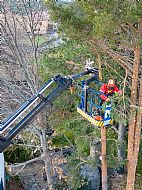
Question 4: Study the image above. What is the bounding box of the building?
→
[1,0,49,35]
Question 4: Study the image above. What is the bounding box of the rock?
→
[20,175,41,190]
[80,164,100,190]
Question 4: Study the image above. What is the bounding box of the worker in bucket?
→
[94,79,122,121]
[100,79,122,102]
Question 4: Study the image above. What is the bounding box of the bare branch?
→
[89,39,134,76]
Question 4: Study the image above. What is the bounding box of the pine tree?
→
[46,1,142,189]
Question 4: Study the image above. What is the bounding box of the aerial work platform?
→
[77,80,113,127]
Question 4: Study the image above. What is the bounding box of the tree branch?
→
[89,39,134,76]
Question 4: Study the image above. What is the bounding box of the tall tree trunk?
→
[133,76,142,158]
[126,46,140,190]
[101,126,107,190]
[39,112,54,190]
[132,75,142,179]
[118,122,126,173]
[98,59,107,190]
[133,18,142,168]
[40,128,53,190]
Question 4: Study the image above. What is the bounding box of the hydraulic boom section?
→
[0,68,98,153]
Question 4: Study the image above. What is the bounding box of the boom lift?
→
[0,67,112,189]
[0,68,98,153]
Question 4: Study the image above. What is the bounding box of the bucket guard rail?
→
[77,79,113,127]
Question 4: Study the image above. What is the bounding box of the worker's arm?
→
[99,84,108,101]
[114,85,122,95]
[114,85,119,93]
[100,94,108,101]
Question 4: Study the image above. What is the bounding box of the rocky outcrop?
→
[80,164,100,190]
